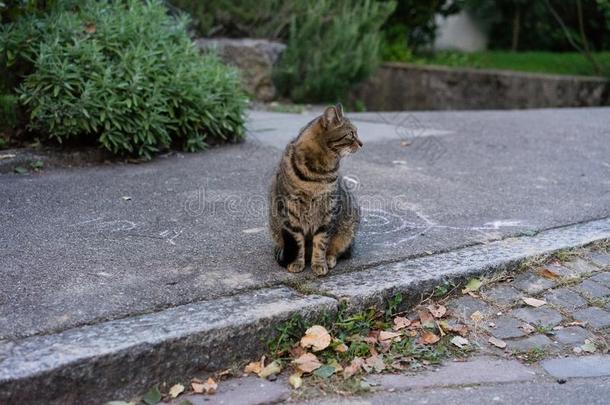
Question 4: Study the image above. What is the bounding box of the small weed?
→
[385,292,403,319]
[0,137,7,149]
[515,347,548,363]
[30,160,44,172]
[586,296,609,308]
[432,281,455,298]
[534,324,555,335]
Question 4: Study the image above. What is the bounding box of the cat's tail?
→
[275,228,298,267]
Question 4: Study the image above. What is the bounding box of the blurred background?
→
[1,0,609,160]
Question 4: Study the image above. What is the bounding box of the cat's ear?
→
[322,105,343,129]
[335,103,344,119]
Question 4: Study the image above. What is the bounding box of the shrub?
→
[274,0,395,102]
[168,0,293,39]
[1,0,246,158]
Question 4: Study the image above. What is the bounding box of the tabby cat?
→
[268,104,363,276]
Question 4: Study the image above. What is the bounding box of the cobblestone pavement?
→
[171,243,610,405]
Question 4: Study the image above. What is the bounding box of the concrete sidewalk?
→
[1,107,610,340]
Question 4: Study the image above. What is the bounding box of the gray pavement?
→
[1,107,610,339]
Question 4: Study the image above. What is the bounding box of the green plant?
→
[274,0,395,102]
[2,0,246,158]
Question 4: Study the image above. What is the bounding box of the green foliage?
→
[169,0,293,39]
[274,0,395,102]
[0,93,18,129]
[463,0,610,52]
[381,0,460,53]
[1,0,246,158]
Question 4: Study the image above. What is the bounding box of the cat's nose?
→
[357,139,363,147]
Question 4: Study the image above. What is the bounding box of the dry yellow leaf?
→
[343,357,364,379]
[258,361,282,379]
[418,330,440,345]
[522,297,546,307]
[426,304,447,318]
[244,361,262,375]
[470,311,484,323]
[379,331,401,342]
[169,383,184,398]
[289,373,303,389]
[192,378,217,395]
[300,325,331,352]
[292,353,322,373]
[393,316,411,330]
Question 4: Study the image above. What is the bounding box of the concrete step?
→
[1,218,609,404]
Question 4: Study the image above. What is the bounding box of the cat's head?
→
[319,104,363,156]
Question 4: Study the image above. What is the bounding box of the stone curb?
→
[1,218,608,404]
[311,218,610,312]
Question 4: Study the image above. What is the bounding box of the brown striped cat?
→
[268,104,362,276]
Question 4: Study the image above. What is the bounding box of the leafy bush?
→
[168,0,293,39]
[274,0,395,102]
[1,0,246,158]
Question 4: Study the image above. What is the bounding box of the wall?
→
[350,63,610,111]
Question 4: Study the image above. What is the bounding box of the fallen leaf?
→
[417,308,436,329]
[393,316,411,330]
[566,321,586,327]
[520,323,536,335]
[440,320,469,336]
[289,345,306,358]
[244,361,262,375]
[84,22,96,34]
[427,304,447,318]
[390,357,412,370]
[169,384,185,399]
[142,386,162,405]
[300,325,331,352]
[289,373,302,389]
[292,353,322,373]
[462,278,482,294]
[343,357,364,379]
[488,337,507,349]
[192,378,217,395]
[450,336,469,348]
[313,364,336,379]
[334,342,348,353]
[14,166,27,174]
[258,360,282,379]
[379,331,402,342]
[328,358,343,372]
[580,340,596,353]
[364,354,385,373]
[470,311,484,323]
[522,297,547,307]
[418,330,440,345]
[539,267,560,280]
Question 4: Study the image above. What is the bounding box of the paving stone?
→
[563,257,599,275]
[572,307,610,329]
[572,279,610,298]
[589,272,610,288]
[511,307,563,327]
[543,262,578,278]
[481,285,522,306]
[511,272,556,294]
[370,356,537,389]
[174,376,290,405]
[508,334,555,352]
[584,251,610,269]
[543,288,588,310]
[447,296,492,320]
[541,355,610,378]
[485,316,529,339]
[552,326,592,345]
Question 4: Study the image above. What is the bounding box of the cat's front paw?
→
[287,260,305,273]
[326,255,337,269]
[312,262,329,277]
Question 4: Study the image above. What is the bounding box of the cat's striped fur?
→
[268,104,362,276]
